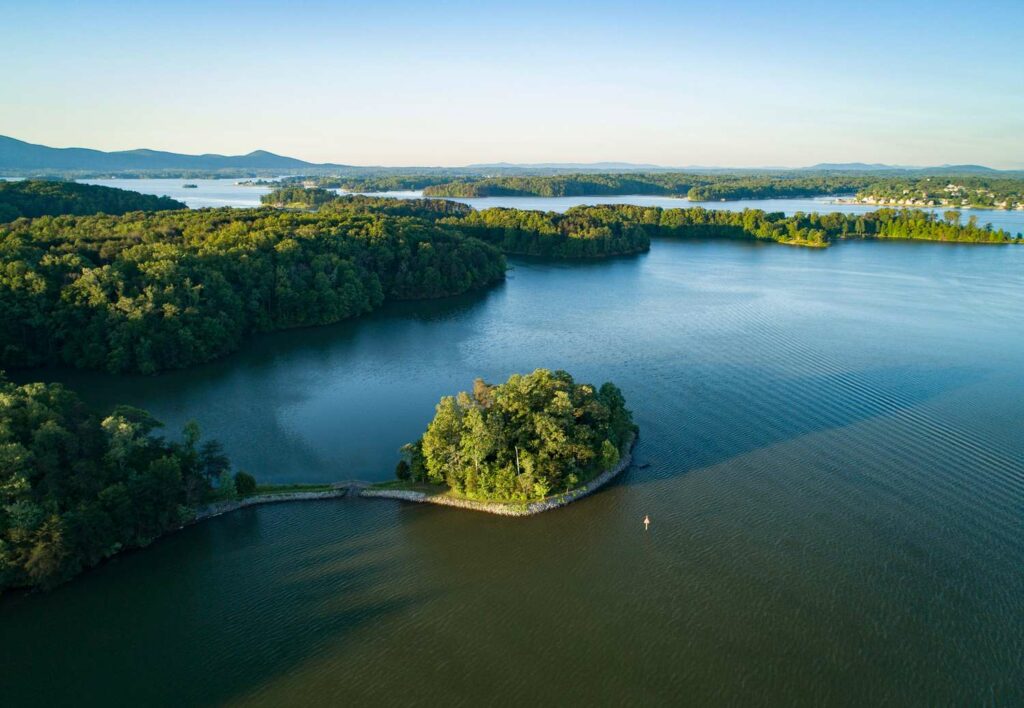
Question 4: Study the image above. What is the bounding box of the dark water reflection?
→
[4,240,1024,705]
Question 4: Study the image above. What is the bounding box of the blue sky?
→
[2,0,1022,167]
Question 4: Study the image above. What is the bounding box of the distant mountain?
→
[0,135,347,172]
[805,162,908,171]
[925,164,1000,174]
[804,162,1001,174]
[2,136,1015,176]
[466,161,666,170]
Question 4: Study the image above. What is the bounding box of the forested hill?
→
[0,180,186,221]
[0,209,505,373]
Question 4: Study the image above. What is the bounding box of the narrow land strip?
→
[192,432,636,522]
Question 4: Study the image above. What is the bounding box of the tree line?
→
[0,180,186,222]
[0,375,252,592]
[458,203,1020,248]
[412,172,1024,206]
[447,203,1019,250]
[400,369,635,502]
[419,173,878,200]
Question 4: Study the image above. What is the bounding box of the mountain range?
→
[0,135,346,172]
[805,162,1001,174]
[0,135,1016,175]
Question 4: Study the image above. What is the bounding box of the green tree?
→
[217,470,237,501]
[395,459,411,481]
[0,377,243,593]
[234,471,257,497]
[409,369,635,502]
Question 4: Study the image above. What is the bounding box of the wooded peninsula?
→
[0,179,186,221]
[0,376,252,592]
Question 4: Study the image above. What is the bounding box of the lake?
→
[81,177,278,208]
[79,178,1024,235]
[3,238,1023,704]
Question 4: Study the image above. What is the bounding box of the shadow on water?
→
[0,499,436,707]
[10,279,509,405]
[5,281,514,481]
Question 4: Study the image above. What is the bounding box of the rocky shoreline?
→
[360,431,636,516]
[194,488,353,521]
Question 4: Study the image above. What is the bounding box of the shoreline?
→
[360,431,636,516]
[6,436,637,597]
[836,197,1024,212]
[193,487,356,522]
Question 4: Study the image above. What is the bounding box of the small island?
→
[363,369,637,515]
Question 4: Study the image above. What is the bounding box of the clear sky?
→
[2,0,1023,167]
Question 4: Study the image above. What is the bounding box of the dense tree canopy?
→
[0,180,186,221]
[0,376,234,592]
[260,185,339,208]
[445,207,651,257]
[319,194,473,219]
[0,208,505,373]
[403,369,635,502]
[261,191,651,257]
[263,191,652,257]
[301,175,456,192]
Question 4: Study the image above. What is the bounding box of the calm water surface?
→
[81,177,278,208]
[76,178,1024,235]
[4,240,1024,705]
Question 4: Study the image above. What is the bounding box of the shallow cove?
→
[4,239,1024,704]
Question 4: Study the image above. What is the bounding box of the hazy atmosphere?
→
[3,0,1023,167]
